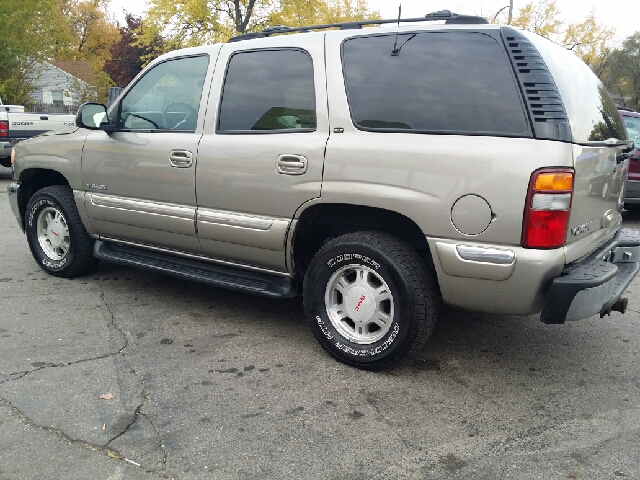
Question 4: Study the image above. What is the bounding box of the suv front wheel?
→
[303,232,437,370]
[25,185,99,277]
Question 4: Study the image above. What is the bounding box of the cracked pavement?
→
[2,169,640,479]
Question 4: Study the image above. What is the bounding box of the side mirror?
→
[76,102,109,130]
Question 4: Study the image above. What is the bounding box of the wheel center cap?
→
[49,221,64,248]
[345,285,376,322]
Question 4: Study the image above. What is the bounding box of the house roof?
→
[54,61,95,83]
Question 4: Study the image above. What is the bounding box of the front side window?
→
[342,32,529,136]
[117,55,209,132]
[218,49,316,133]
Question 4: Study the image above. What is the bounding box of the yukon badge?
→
[571,221,592,237]
[87,183,107,191]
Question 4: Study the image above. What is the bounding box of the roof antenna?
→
[391,3,402,56]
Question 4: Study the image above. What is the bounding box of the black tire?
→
[25,185,99,277]
[303,232,437,370]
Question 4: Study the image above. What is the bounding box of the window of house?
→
[51,90,64,106]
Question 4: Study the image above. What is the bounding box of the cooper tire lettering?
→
[327,253,380,269]
[316,315,333,340]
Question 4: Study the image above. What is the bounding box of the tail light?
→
[0,120,8,137]
[522,168,574,249]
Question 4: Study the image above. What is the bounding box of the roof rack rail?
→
[228,10,489,43]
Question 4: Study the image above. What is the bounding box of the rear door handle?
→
[169,150,193,168]
[276,154,308,175]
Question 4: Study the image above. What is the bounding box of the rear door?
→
[195,35,328,272]
[82,52,215,253]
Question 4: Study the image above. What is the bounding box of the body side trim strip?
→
[89,194,194,220]
[197,208,280,230]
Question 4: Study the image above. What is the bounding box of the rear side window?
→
[218,49,316,133]
[342,32,529,136]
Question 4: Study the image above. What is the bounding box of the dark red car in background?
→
[619,107,640,209]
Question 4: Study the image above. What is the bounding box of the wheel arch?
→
[291,203,436,280]
[16,169,71,230]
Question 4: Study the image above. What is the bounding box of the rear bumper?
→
[541,228,640,324]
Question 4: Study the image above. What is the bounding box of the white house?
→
[28,61,94,107]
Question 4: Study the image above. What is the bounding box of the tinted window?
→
[218,49,316,132]
[623,115,640,140]
[117,55,209,131]
[342,32,528,135]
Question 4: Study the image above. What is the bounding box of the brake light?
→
[522,168,574,249]
[0,120,7,137]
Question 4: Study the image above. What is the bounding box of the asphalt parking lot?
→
[1,167,639,480]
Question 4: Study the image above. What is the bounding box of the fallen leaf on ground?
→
[102,424,106,431]
[100,393,114,400]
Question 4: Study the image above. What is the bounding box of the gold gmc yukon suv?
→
[7,11,640,369]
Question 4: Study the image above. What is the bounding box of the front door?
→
[82,53,215,253]
[195,36,329,272]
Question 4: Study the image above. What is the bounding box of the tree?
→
[269,0,380,26]
[494,0,616,76]
[601,33,640,111]
[562,13,616,74]
[137,0,274,58]
[0,0,70,103]
[56,0,121,72]
[510,0,562,39]
[104,14,163,87]
[137,0,380,61]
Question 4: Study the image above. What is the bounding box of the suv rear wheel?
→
[25,185,99,277]
[303,232,437,370]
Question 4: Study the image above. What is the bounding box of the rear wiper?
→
[392,34,416,56]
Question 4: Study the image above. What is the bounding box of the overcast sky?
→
[108,0,639,43]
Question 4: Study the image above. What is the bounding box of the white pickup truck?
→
[0,96,75,167]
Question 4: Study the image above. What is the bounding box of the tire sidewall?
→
[26,193,76,274]
[305,243,417,367]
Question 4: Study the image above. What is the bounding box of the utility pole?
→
[508,0,513,24]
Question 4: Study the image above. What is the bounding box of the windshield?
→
[623,115,640,140]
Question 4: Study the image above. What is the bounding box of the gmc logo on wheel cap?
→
[354,295,366,312]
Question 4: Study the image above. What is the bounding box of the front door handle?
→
[169,150,193,168]
[276,154,308,175]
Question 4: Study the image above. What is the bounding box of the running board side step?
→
[93,240,298,298]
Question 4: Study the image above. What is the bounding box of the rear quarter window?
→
[341,31,529,136]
